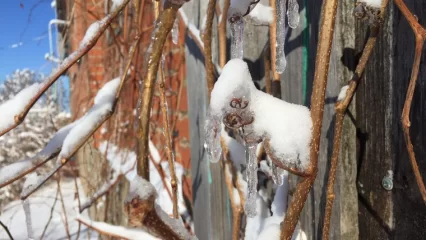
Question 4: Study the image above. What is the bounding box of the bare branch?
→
[280,0,339,238]
[137,1,186,180]
[203,0,216,95]
[394,0,426,204]
[158,67,179,218]
[322,1,390,237]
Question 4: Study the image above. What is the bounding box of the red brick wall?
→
[66,0,192,200]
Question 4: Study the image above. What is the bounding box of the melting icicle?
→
[172,18,179,45]
[244,142,258,218]
[271,163,285,186]
[23,199,34,240]
[204,109,222,163]
[287,0,300,29]
[230,17,245,59]
[276,0,287,73]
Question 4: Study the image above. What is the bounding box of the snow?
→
[210,59,254,113]
[248,3,274,24]
[76,214,160,240]
[126,175,157,203]
[111,0,125,11]
[359,0,382,8]
[0,83,42,132]
[59,78,119,159]
[337,85,349,102]
[208,59,312,171]
[98,141,188,216]
[251,90,312,170]
[222,132,245,169]
[178,9,204,49]
[1,179,98,240]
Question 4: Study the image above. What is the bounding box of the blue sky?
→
[0,0,56,81]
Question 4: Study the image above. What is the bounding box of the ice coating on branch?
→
[59,78,119,158]
[0,82,42,132]
[276,0,287,73]
[230,18,245,59]
[172,18,179,44]
[248,3,274,24]
[287,0,300,29]
[337,85,349,102]
[204,110,222,163]
[245,143,259,217]
[271,161,285,186]
[359,0,382,8]
[22,199,34,240]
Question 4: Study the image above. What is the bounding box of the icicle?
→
[23,199,34,240]
[172,18,179,45]
[275,0,287,74]
[204,109,222,163]
[271,163,285,186]
[230,17,245,59]
[287,0,300,29]
[244,142,258,218]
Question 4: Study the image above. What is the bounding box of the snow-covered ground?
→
[0,179,98,240]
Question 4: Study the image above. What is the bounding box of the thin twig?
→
[56,175,71,240]
[137,1,185,180]
[203,0,216,96]
[280,0,339,238]
[394,0,426,204]
[158,66,179,219]
[322,0,390,236]
[40,186,60,239]
[0,221,13,240]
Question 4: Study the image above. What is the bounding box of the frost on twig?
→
[0,122,77,188]
[76,214,160,240]
[125,176,195,240]
[0,0,130,138]
[205,59,312,217]
[20,78,121,200]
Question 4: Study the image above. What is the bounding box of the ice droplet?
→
[287,0,300,29]
[172,18,179,45]
[230,17,245,59]
[244,142,258,218]
[276,0,287,74]
[272,163,285,186]
[204,109,222,163]
[23,199,34,240]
